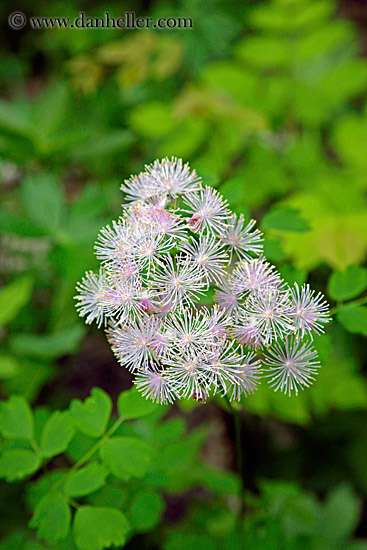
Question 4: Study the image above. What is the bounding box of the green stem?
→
[233,408,243,481]
[66,496,81,509]
[226,398,245,523]
[52,415,124,492]
[330,295,367,315]
[30,438,42,458]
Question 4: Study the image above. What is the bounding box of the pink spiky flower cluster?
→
[75,158,331,403]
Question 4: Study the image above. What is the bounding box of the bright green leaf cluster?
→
[0,386,234,549]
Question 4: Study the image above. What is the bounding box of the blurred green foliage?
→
[1,0,367,547]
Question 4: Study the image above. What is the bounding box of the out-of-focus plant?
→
[68,33,183,94]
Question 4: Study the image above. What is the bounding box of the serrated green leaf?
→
[0,449,40,481]
[100,436,152,480]
[0,395,34,439]
[129,491,164,532]
[30,492,71,543]
[73,506,130,550]
[328,266,367,301]
[40,411,75,458]
[336,306,367,336]
[64,462,108,497]
[262,207,310,232]
[0,277,33,326]
[117,387,161,420]
[69,388,112,437]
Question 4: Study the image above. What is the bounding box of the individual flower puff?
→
[75,157,331,403]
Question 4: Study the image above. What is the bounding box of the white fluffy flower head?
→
[75,158,331,403]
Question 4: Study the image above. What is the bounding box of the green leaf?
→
[337,306,367,336]
[64,463,108,497]
[129,491,164,532]
[0,395,34,439]
[250,1,332,32]
[0,355,20,380]
[32,81,70,140]
[87,484,129,509]
[0,449,40,481]
[34,407,51,442]
[322,59,367,107]
[71,131,132,161]
[333,114,367,169]
[164,532,216,550]
[193,465,240,496]
[0,277,33,326]
[158,118,208,159]
[0,210,44,237]
[0,98,31,136]
[73,506,130,550]
[0,530,27,550]
[328,266,367,301]
[21,173,65,234]
[69,388,112,438]
[100,436,152,480]
[262,237,285,262]
[4,359,52,403]
[236,36,290,69]
[129,102,175,139]
[321,484,359,539]
[117,387,161,420]
[278,265,308,286]
[27,471,66,511]
[30,492,71,543]
[66,431,99,463]
[9,325,85,361]
[262,207,310,232]
[40,411,75,458]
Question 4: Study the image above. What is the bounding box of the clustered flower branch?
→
[75,158,331,404]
